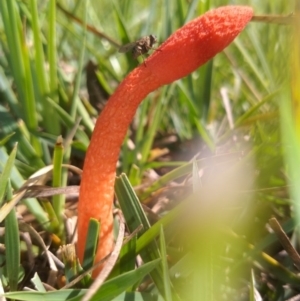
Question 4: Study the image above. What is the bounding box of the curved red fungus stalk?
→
[77,5,253,276]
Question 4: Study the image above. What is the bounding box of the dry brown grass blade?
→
[19,221,59,273]
[269,218,300,271]
[251,13,294,24]
[11,164,82,201]
[21,185,79,199]
[0,189,27,223]
[57,3,121,48]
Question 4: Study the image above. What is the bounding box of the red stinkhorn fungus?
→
[77,6,253,276]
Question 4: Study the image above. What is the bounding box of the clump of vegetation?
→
[0,1,296,301]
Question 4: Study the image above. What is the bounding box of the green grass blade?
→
[247,26,275,89]
[162,0,173,38]
[138,86,168,167]
[198,60,213,120]
[140,0,159,37]
[69,1,87,119]
[3,260,161,301]
[5,180,21,291]
[52,136,64,234]
[159,226,173,301]
[118,235,137,274]
[0,1,26,103]
[2,289,85,301]
[3,290,164,301]
[89,259,161,301]
[0,67,21,117]
[61,244,83,285]
[184,0,201,23]
[82,218,101,272]
[234,38,270,93]
[0,144,17,204]
[47,0,59,108]
[115,174,166,297]
[136,202,185,258]
[29,0,53,132]
[115,173,151,233]
[2,0,42,155]
[234,90,279,127]
[45,97,90,149]
[113,2,132,67]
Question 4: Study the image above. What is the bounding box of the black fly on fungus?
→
[119,34,158,65]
